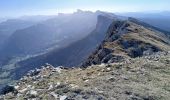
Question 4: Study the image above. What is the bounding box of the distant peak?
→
[76,9,84,13]
[73,9,93,14]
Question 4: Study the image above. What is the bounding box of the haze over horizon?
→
[1,0,170,18]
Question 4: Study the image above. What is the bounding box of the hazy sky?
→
[0,0,170,17]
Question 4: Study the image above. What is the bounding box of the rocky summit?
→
[0,51,170,100]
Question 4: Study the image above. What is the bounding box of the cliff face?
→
[82,19,170,67]
[0,11,97,66]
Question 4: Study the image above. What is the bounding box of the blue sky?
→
[0,0,170,17]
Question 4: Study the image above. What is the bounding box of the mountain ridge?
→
[0,11,170,100]
[82,18,170,67]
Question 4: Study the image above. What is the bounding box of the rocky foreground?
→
[0,52,170,100]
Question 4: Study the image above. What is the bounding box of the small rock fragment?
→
[60,95,67,100]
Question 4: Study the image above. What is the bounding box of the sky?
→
[0,0,170,18]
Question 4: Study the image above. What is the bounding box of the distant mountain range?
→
[118,12,170,32]
[0,19,38,48]
[0,10,98,65]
